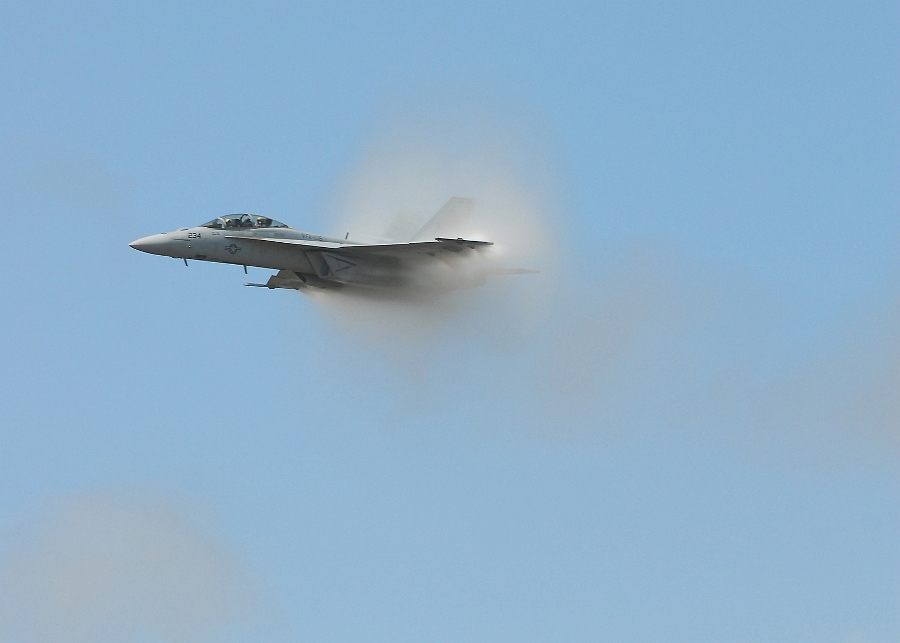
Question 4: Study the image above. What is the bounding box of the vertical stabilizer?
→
[410,197,475,241]
[382,210,426,241]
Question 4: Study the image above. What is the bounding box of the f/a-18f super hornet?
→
[129,197,527,291]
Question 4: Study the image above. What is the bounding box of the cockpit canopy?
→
[201,214,290,229]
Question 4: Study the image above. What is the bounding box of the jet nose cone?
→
[129,233,169,255]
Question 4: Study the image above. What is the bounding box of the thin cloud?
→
[0,491,282,642]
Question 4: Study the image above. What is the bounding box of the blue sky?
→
[1,2,898,641]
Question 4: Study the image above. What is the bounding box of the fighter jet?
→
[129,197,523,291]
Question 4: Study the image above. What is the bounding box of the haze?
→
[1,2,897,641]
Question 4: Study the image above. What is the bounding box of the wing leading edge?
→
[238,235,494,290]
[227,235,492,256]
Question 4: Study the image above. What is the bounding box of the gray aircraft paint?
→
[128,199,522,291]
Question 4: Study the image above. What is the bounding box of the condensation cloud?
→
[300,97,899,465]
[309,97,563,352]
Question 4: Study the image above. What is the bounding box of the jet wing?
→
[228,235,492,256]
[344,238,492,256]
[233,235,494,288]
[224,235,344,249]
